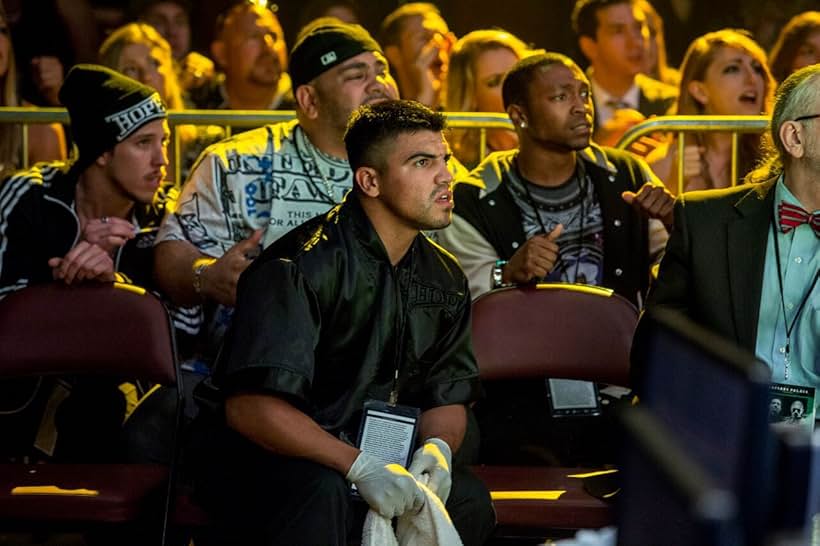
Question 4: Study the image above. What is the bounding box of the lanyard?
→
[389,246,416,405]
[770,214,820,380]
[517,160,588,283]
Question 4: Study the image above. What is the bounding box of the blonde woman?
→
[648,29,775,193]
[0,5,65,180]
[99,23,223,187]
[445,29,532,168]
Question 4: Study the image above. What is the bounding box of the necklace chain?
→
[516,159,587,283]
[297,127,340,204]
[305,141,337,203]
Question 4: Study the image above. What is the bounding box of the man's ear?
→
[578,36,598,64]
[687,81,708,108]
[779,120,806,159]
[507,104,526,130]
[354,166,380,197]
[384,44,402,69]
[211,40,227,70]
[295,85,319,120]
[95,150,112,167]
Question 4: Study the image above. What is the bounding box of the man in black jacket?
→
[438,51,674,467]
[638,64,819,394]
[0,64,169,296]
[572,0,677,146]
[190,100,494,546]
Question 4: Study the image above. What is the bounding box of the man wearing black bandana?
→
[154,18,400,358]
[439,52,674,305]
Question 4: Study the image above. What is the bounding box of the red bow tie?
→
[779,202,820,237]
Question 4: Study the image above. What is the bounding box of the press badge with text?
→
[356,400,420,468]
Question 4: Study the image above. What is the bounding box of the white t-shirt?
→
[157,119,353,255]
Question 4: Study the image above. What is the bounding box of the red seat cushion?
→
[0,464,168,523]
[471,465,615,530]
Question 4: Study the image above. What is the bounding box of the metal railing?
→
[0,107,516,187]
[0,107,771,193]
[614,115,770,194]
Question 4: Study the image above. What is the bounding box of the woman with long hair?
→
[445,29,532,168]
[768,11,820,84]
[648,29,775,193]
[0,5,65,180]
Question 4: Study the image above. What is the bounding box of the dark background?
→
[183,0,819,69]
[12,0,820,81]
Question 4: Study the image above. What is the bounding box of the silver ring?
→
[101,216,109,224]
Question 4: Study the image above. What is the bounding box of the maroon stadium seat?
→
[0,282,182,545]
[468,284,637,536]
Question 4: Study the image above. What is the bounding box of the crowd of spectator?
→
[0,1,818,544]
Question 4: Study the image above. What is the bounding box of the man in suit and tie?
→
[572,0,677,147]
[642,64,819,398]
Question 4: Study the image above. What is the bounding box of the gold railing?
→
[0,107,771,193]
[614,115,770,194]
[0,107,515,186]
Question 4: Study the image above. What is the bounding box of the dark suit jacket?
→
[592,73,678,130]
[644,177,776,352]
[635,73,678,118]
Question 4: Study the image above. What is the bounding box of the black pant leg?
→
[192,427,352,546]
[257,457,351,546]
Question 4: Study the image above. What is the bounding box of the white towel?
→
[360,481,463,546]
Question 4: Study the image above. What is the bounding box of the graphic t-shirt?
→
[506,161,605,285]
[156,120,353,352]
[157,119,352,254]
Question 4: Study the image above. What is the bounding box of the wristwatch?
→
[192,259,215,298]
[491,259,508,290]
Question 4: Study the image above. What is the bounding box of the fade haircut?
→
[502,52,579,110]
[572,0,635,39]
[344,99,447,173]
[379,2,443,48]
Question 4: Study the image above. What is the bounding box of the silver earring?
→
[520,121,527,128]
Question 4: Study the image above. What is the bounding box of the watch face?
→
[193,261,212,296]
[491,262,505,289]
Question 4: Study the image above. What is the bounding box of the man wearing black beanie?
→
[0,63,169,294]
[154,18,399,352]
[0,64,169,462]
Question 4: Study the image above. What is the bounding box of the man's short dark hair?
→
[215,1,279,40]
[502,52,578,110]
[344,99,446,172]
[571,0,634,39]
[130,0,191,19]
[379,2,442,48]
